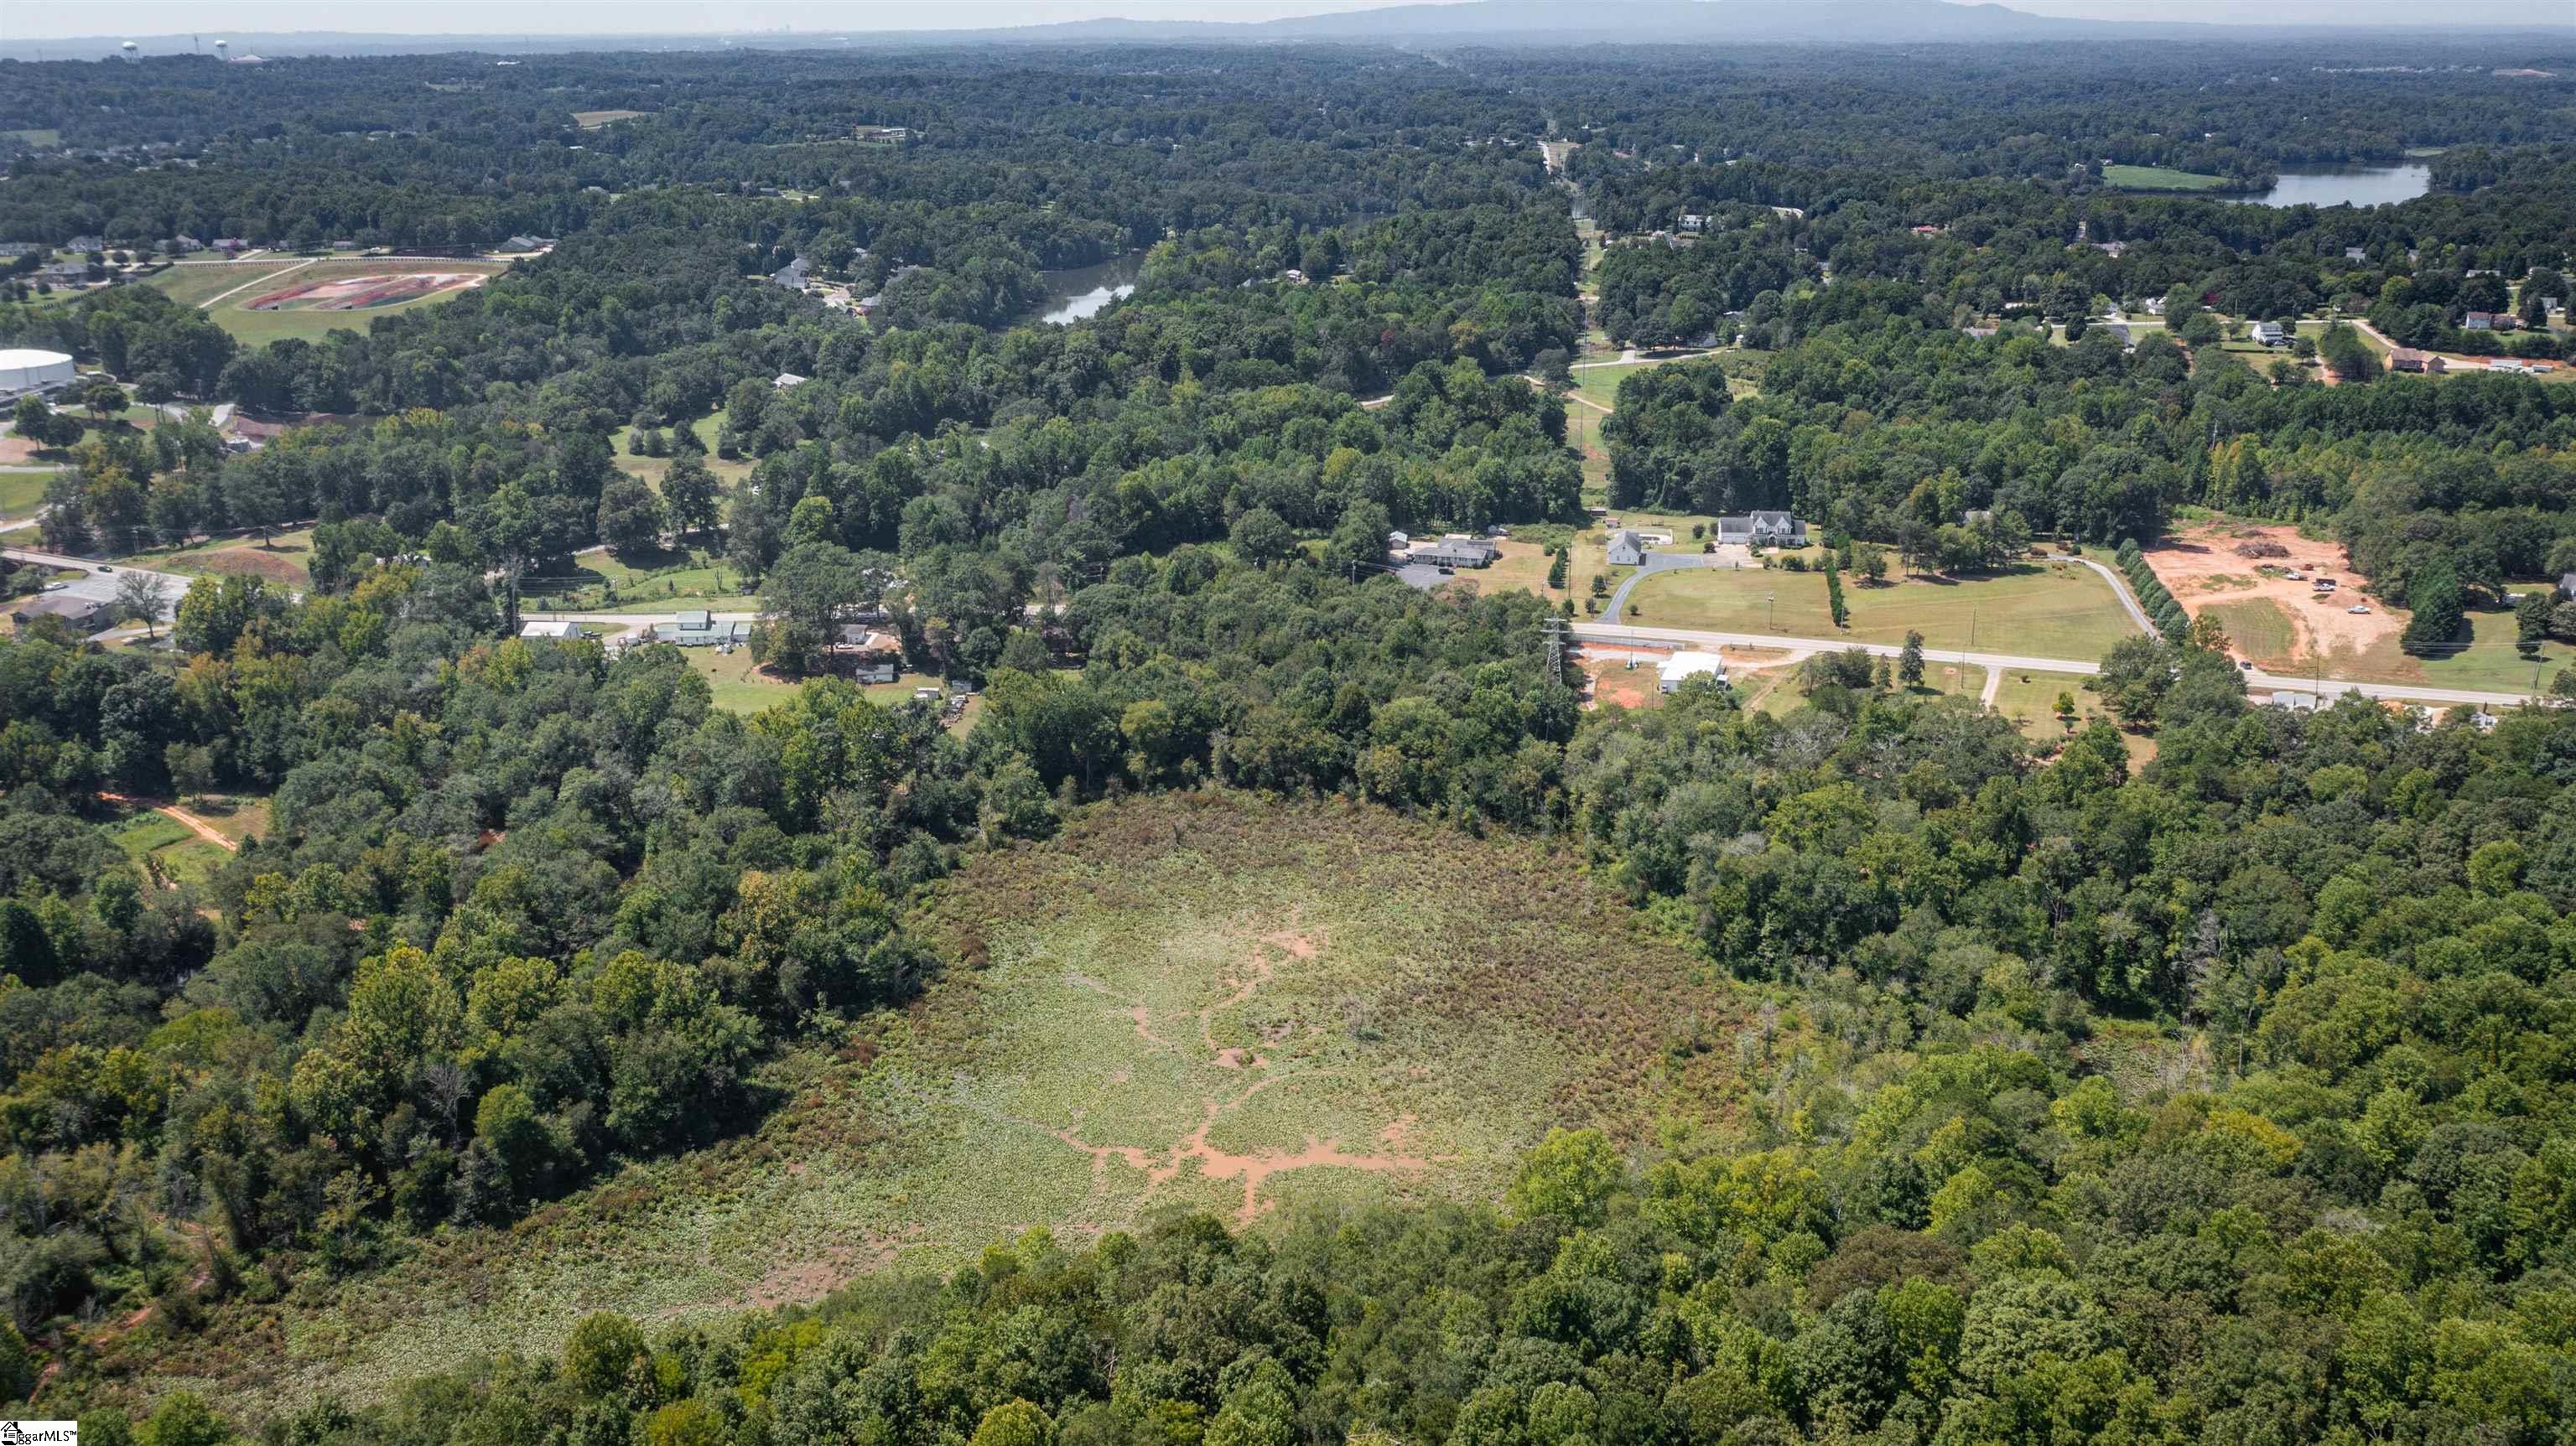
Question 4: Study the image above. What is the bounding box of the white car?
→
[2347,604,2371,614]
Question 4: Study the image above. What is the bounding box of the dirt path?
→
[98,791,240,853]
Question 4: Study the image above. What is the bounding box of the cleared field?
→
[163,794,1748,1411]
[111,810,231,889]
[522,543,756,614]
[1629,554,2142,657]
[2103,163,2229,191]
[2,128,62,148]
[117,528,315,588]
[574,109,650,128]
[149,261,308,308]
[610,412,756,492]
[668,645,962,718]
[155,257,509,345]
[1443,537,1574,599]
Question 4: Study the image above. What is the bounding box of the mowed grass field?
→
[2103,163,2230,191]
[152,257,510,345]
[164,794,1748,1412]
[1628,553,2143,657]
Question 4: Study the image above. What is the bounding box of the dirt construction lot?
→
[1576,643,1796,709]
[2142,520,2400,663]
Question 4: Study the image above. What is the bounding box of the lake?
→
[1036,253,1143,324]
[2221,163,2431,209]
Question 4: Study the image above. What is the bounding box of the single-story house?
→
[770,257,811,290]
[169,235,205,253]
[66,235,104,253]
[2267,691,2322,712]
[1386,530,1410,549]
[2344,246,2368,262]
[1408,534,1500,569]
[501,235,555,252]
[2389,349,2446,374]
[853,125,911,145]
[1605,530,1647,567]
[657,610,752,646]
[1713,511,1807,547]
[2464,311,2493,330]
[1658,650,1729,692]
[519,619,583,640]
[212,238,251,253]
[2251,321,2288,347]
[773,372,808,391]
[10,593,112,634]
[838,625,904,682]
[2096,322,2133,348]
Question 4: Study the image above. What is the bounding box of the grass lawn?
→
[117,527,318,588]
[0,469,54,516]
[1446,538,1575,600]
[610,412,757,493]
[110,809,232,889]
[2103,163,2230,191]
[182,791,273,846]
[574,109,650,128]
[2201,597,2298,666]
[180,794,1752,1412]
[2,128,62,148]
[2394,604,2564,697]
[682,645,801,713]
[1628,553,2142,657]
[522,543,757,613]
[2213,590,2559,697]
[1565,406,1612,502]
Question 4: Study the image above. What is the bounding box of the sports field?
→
[159,794,1750,1411]
[2103,163,2230,191]
[151,257,509,345]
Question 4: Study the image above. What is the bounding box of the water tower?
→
[121,40,138,61]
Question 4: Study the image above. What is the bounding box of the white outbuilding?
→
[1658,650,1730,692]
[0,349,76,397]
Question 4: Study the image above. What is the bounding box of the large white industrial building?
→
[0,349,76,399]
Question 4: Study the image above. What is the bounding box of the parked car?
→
[2348,605,2371,614]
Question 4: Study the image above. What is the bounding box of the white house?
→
[2251,321,2288,347]
[1605,530,1647,567]
[1713,511,1807,547]
[1658,650,1729,692]
[519,619,584,640]
[1407,535,1500,568]
[773,372,808,391]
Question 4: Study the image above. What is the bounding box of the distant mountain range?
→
[6,0,2568,60]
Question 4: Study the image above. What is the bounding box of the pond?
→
[2220,163,2432,209]
[1035,253,1143,324]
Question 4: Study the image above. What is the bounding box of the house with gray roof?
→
[1713,511,1807,547]
[1605,530,1647,567]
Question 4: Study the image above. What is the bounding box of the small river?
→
[2220,163,2432,208]
[1035,253,1142,324]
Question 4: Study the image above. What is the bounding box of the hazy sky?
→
[7,0,2568,43]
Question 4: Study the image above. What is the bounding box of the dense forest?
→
[4,30,2576,1443]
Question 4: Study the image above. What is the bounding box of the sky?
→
[5,0,2568,44]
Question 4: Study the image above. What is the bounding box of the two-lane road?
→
[1570,621,2538,711]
